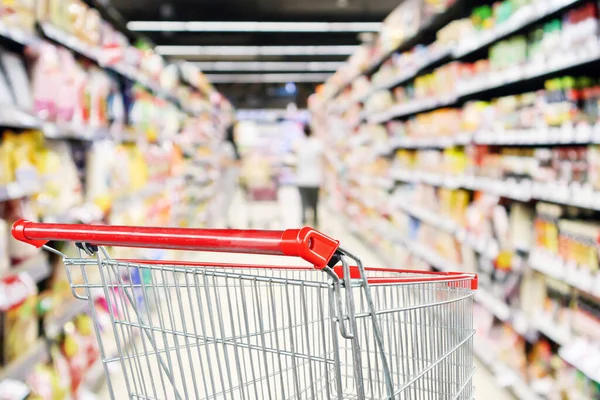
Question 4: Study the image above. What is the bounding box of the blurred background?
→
[0,0,598,398]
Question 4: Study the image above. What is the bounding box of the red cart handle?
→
[11,219,340,269]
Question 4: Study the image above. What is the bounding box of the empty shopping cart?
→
[245,176,281,229]
[12,220,478,399]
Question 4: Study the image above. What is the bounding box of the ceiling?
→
[109,0,399,108]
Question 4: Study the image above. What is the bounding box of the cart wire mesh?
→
[64,248,476,400]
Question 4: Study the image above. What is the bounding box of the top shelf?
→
[327,0,469,100]
[329,0,584,104]
[365,0,467,77]
[454,0,582,59]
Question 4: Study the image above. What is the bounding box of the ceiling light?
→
[155,45,358,56]
[190,61,344,71]
[127,21,381,32]
[205,73,330,83]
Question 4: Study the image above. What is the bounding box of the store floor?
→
[98,186,514,399]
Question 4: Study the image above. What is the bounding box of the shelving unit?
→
[0,0,231,396]
[453,0,582,58]
[313,0,600,398]
[340,197,595,397]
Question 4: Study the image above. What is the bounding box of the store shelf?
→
[0,340,49,381]
[366,42,600,124]
[345,207,548,397]
[362,48,453,101]
[457,45,600,98]
[371,197,598,352]
[0,22,39,47]
[390,168,600,209]
[453,0,581,58]
[368,96,457,124]
[395,201,500,258]
[38,22,100,62]
[42,121,111,141]
[529,247,600,298]
[385,123,600,151]
[473,125,600,146]
[474,341,543,400]
[0,107,41,129]
[8,253,52,283]
[332,1,590,114]
[386,133,472,150]
[327,0,466,100]
[365,0,466,77]
[475,290,511,322]
[534,314,571,346]
[558,338,600,383]
[0,180,40,202]
[0,106,157,143]
[37,23,180,106]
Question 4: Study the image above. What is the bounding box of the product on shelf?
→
[1,0,35,33]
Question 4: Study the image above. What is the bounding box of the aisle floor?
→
[98,186,514,399]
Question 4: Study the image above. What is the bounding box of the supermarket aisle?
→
[98,186,513,399]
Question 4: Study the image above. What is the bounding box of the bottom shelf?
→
[474,341,542,400]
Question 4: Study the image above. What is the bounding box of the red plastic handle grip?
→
[11,219,340,269]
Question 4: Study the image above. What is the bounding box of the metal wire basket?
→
[13,220,478,399]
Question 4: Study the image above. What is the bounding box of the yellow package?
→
[4,295,38,364]
[127,145,149,191]
[48,0,66,29]
[0,136,15,184]
[65,0,86,35]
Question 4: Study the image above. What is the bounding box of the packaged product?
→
[0,136,15,185]
[85,141,116,204]
[65,0,86,36]
[9,130,42,185]
[137,42,163,81]
[35,141,83,219]
[0,0,36,32]
[508,203,534,250]
[50,343,73,397]
[88,67,111,129]
[71,61,91,127]
[557,219,600,273]
[83,7,101,46]
[5,199,40,261]
[528,340,554,381]
[2,287,38,364]
[0,218,9,274]
[107,78,125,132]
[587,145,600,190]
[26,362,68,400]
[31,43,60,120]
[562,2,599,50]
[572,293,600,341]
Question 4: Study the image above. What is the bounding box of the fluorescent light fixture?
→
[127,21,381,32]
[190,61,343,71]
[205,73,330,83]
[156,45,357,56]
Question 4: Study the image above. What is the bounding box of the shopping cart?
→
[12,220,478,400]
[245,176,281,229]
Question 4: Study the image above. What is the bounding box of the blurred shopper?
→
[242,148,281,228]
[296,124,324,227]
[225,120,241,162]
[221,120,241,228]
